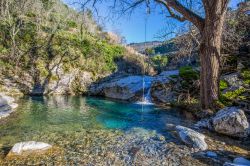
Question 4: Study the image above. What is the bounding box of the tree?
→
[82,0,229,110]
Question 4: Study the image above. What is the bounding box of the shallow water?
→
[0,96,194,164]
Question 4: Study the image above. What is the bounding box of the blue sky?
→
[63,0,242,43]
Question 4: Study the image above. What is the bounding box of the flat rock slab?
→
[8,141,52,156]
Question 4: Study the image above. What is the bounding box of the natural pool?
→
[0,96,197,165]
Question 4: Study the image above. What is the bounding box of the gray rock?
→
[196,107,249,138]
[0,93,15,107]
[90,76,152,101]
[234,157,250,166]
[0,93,18,119]
[221,73,243,88]
[175,125,207,151]
[212,107,249,138]
[206,151,217,158]
[153,70,179,84]
[194,119,212,130]
[151,70,179,104]
[9,141,52,155]
[223,162,244,166]
[30,69,94,95]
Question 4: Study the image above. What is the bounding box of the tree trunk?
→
[199,8,227,110]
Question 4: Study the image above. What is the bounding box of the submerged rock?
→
[8,141,52,156]
[0,93,18,119]
[196,107,249,138]
[175,125,207,151]
[224,157,250,166]
[233,157,250,166]
[206,151,217,158]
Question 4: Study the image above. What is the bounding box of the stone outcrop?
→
[196,107,249,138]
[90,76,153,101]
[175,125,207,151]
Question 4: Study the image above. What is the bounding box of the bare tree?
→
[80,0,230,111]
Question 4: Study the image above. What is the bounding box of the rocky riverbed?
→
[0,127,249,165]
[0,96,249,165]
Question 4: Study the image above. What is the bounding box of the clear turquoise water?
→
[0,96,192,157]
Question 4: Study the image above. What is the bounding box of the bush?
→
[220,88,246,106]
[66,20,77,28]
[150,54,168,72]
[220,80,228,90]
[241,69,250,85]
[179,66,199,81]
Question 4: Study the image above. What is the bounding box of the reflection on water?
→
[0,96,192,151]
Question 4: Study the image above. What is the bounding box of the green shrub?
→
[179,66,199,80]
[241,69,250,85]
[220,87,246,106]
[151,55,168,72]
[66,20,77,28]
[170,75,178,78]
[145,48,155,55]
[220,80,228,90]
[26,12,36,17]
[0,45,8,54]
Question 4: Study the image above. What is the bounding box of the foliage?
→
[179,66,199,81]
[66,20,77,28]
[220,88,246,106]
[150,55,168,72]
[241,69,250,85]
[153,42,177,55]
[219,80,228,91]
[0,0,129,90]
[171,66,200,105]
[145,48,155,56]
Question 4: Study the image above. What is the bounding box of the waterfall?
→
[135,77,154,105]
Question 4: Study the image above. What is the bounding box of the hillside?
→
[128,41,163,53]
[0,0,150,96]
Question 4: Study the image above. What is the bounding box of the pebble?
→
[206,151,217,158]
[233,157,250,165]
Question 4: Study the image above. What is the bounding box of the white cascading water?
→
[136,88,153,105]
[136,6,154,106]
[136,77,154,105]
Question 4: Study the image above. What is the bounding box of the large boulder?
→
[90,76,152,101]
[8,141,52,156]
[196,107,249,138]
[0,93,18,119]
[212,107,249,138]
[175,125,207,151]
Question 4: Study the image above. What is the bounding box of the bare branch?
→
[155,0,205,30]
